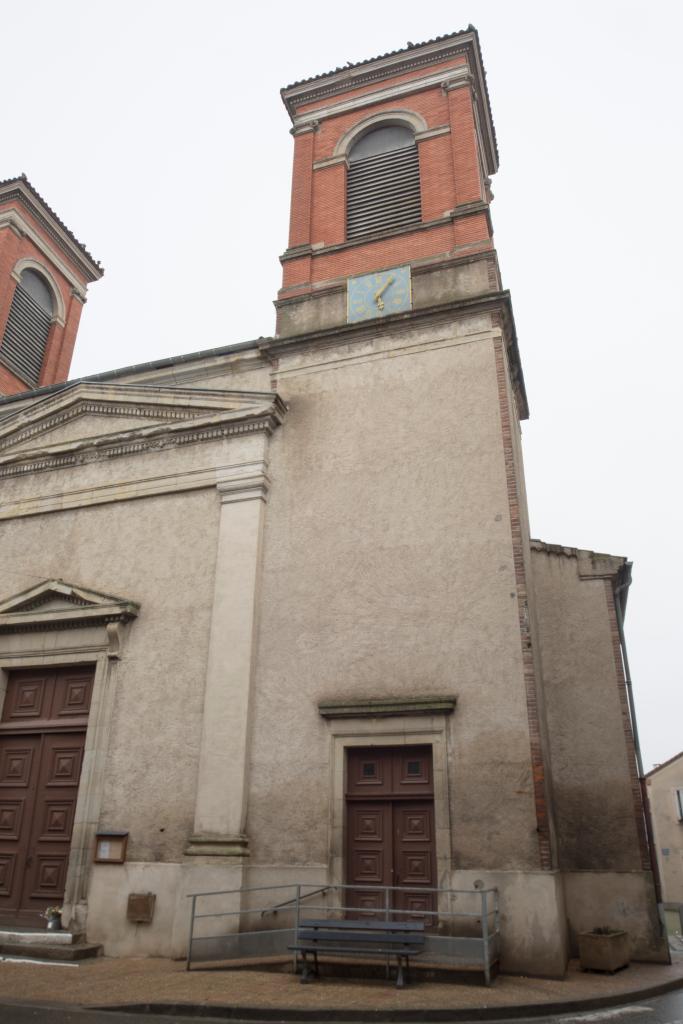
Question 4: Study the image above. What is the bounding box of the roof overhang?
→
[281,28,498,175]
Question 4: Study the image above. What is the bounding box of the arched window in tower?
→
[346,125,421,239]
[0,268,54,387]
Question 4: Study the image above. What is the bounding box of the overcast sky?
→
[2,0,681,771]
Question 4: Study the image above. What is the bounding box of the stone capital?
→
[216,463,270,504]
[185,834,249,858]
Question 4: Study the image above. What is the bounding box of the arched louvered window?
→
[346,125,421,240]
[0,268,54,387]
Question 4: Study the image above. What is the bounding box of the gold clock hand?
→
[374,276,395,301]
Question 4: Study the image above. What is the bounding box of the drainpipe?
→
[613,571,663,903]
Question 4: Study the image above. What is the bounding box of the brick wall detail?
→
[281,54,492,300]
[0,203,90,395]
[494,335,553,870]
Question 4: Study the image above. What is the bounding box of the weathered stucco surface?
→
[563,871,666,961]
[0,486,219,860]
[530,545,642,870]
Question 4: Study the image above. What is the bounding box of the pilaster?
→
[186,462,270,857]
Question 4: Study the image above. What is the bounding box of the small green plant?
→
[41,906,62,920]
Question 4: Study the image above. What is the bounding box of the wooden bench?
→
[290,918,425,988]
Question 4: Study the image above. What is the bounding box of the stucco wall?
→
[244,313,541,874]
[0,484,220,861]
[530,546,642,870]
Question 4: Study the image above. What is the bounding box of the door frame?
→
[0,654,110,929]
[0,580,139,931]
[326,714,453,904]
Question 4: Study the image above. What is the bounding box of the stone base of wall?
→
[563,870,669,963]
[84,863,669,972]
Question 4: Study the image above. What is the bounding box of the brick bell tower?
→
[276,30,560,885]
[0,175,103,396]
[276,27,521,394]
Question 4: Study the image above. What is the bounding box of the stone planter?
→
[578,930,630,972]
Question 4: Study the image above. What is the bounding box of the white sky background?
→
[2,0,681,770]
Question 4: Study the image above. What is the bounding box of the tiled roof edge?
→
[0,337,265,408]
[280,26,498,170]
[283,27,476,90]
[0,174,103,279]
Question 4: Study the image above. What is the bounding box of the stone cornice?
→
[281,31,498,175]
[283,35,473,113]
[318,696,457,718]
[279,208,487,263]
[0,579,139,634]
[0,411,282,479]
[290,64,471,132]
[276,248,497,305]
[265,289,528,421]
[0,181,102,283]
[0,382,287,478]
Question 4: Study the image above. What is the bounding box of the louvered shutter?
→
[347,143,421,239]
[0,274,53,387]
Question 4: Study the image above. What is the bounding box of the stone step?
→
[0,928,84,946]
[0,929,85,942]
[0,940,102,961]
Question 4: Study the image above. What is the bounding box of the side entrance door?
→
[345,746,436,923]
[0,666,93,926]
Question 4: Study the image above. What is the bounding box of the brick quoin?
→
[494,335,553,871]
[287,131,315,249]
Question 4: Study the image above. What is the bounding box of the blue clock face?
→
[347,265,412,323]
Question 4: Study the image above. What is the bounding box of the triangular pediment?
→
[0,382,285,470]
[0,579,139,632]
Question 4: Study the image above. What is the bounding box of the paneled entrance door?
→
[0,667,93,926]
[346,746,436,923]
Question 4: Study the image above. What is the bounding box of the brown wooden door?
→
[345,746,436,923]
[0,667,93,926]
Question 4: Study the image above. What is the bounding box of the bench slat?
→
[291,944,421,957]
[298,932,424,947]
[301,918,424,931]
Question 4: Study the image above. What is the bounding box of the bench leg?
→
[395,955,406,989]
[300,952,314,984]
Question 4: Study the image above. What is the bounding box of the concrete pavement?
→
[1,956,683,1020]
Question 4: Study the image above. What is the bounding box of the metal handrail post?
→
[494,889,500,936]
[186,894,197,971]
[293,885,301,974]
[481,890,490,986]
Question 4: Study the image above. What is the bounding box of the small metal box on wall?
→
[127,892,156,924]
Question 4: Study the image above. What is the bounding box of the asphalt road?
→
[1,989,683,1024]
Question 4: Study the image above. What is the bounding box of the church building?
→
[0,29,667,975]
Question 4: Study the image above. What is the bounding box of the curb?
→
[93,973,683,1022]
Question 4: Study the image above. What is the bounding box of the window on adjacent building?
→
[346,125,421,240]
[0,268,54,387]
[676,789,683,820]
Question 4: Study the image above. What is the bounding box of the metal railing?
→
[186,882,500,984]
[260,884,332,918]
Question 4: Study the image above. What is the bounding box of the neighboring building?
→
[0,29,668,974]
[646,753,683,938]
